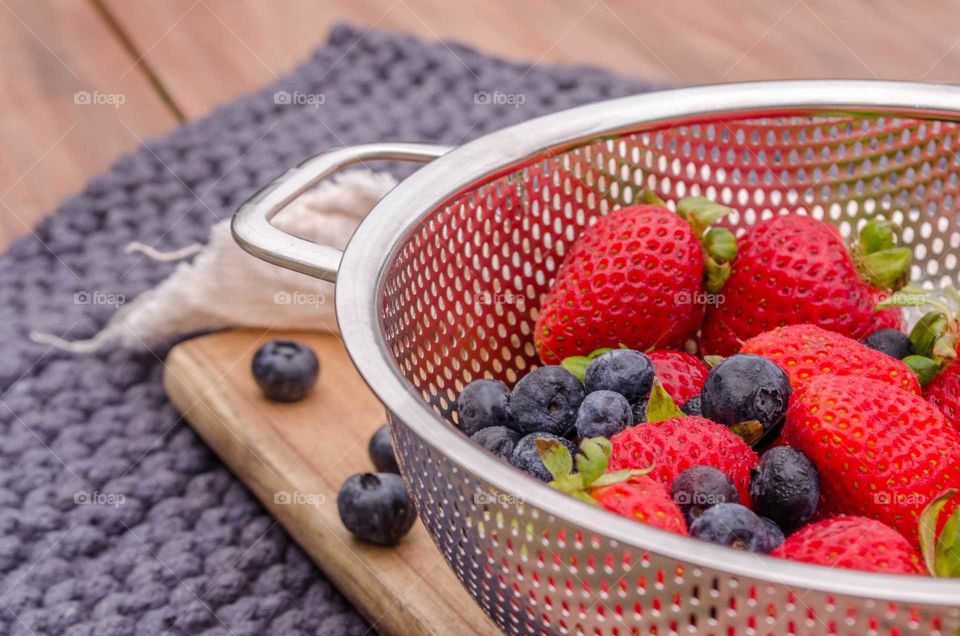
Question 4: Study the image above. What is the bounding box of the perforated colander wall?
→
[381,115,960,635]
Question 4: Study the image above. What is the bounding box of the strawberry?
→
[537,437,687,534]
[740,324,921,395]
[535,197,736,364]
[926,360,960,429]
[608,383,759,504]
[868,306,906,332]
[700,216,911,355]
[590,474,688,534]
[771,516,925,575]
[880,287,960,424]
[647,350,709,405]
[782,374,960,545]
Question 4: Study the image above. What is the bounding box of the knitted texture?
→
[0,24,652,635]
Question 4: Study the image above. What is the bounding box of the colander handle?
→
[231,142,450,283]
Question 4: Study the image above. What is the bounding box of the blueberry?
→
[368,424,400,474]
[456,379,515,436]
[688,503,780,553]
[575,391,633,438]
[510,366,585,435]
[669,466,739,526]
[701,354,792,446]
[471,426,522,460]
[631,399,648,423]
[760,517,786,550]
[337,473,417,546]
[511,433,578,481]
[584,350,654,404]
[251,339,320,402]
[749,446,820,534]
[681,394,703,416]
[862,328,914,360]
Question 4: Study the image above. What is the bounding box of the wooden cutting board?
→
[163,329,499,636]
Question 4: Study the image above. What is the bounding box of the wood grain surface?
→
[163,328,499,636]
[6,1,960,250]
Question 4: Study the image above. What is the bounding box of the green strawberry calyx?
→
[560,347,615,382]
[640,190,738,293]
[645,378,684,422]
[536,437,653,504]
[852,218,913,291]
[677,197,738,293]
[645,377,764,445]
[878,285,960,386]
[919,489,960,578]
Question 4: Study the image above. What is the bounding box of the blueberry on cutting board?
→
[369,424,400,474]
[252,339,320,401]
[338,473,417,546]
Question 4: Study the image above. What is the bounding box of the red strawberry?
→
[608,416,758,505]
[590,475,688,535]
[648,350,708,405]
[700,216,911,355]
[535,199,732,364]
[868,306,906,332]
[771,516,925,575]
[740,324,921,395]
[783,374,960,545]
[926,359,960,429]
[536,437,687,534]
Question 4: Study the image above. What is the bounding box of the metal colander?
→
[233,81,960,635]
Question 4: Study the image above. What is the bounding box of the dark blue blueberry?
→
[701,354,792,447]
[688,503,780,553]
[510,366,585,435]
[862,328,914,360]
[584,350,654,404]
[631,399,648,423]
[337,473,417,546]
[749,446,820,534]
[368,424,400,474]
[669,466,739,526]
[681,394,703,416]
[456,379,515,436]
[251,339,320,402]
[761,517,786,550]
[575,391,633,439]
[511,433,578,481]
[471,426,522,460]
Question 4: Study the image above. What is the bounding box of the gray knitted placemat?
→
[0,24,653,635]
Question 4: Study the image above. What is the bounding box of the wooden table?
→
[5,0,960,249]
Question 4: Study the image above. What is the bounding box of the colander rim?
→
[336,80,960,606]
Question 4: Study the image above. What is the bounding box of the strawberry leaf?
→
[704,227,738,263]
[591,467,654,487]
[576,438,612,488]
[703,355,725,368]
[910,311,950,360]
[570,491,598,506]
[858,218,896,255]
[729,420,765,446]
[904,355,941,388]
[933,332,958,362]
[560,347,614,382]
[705,256,732,293]
[936,507,960,578]
[640,190,666,206]
[535,439,573,481]
[677,197,734,236]
[645,378,684,423]
[919,489,956,576]
[876,285,929,309]
[856,246,912,291]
